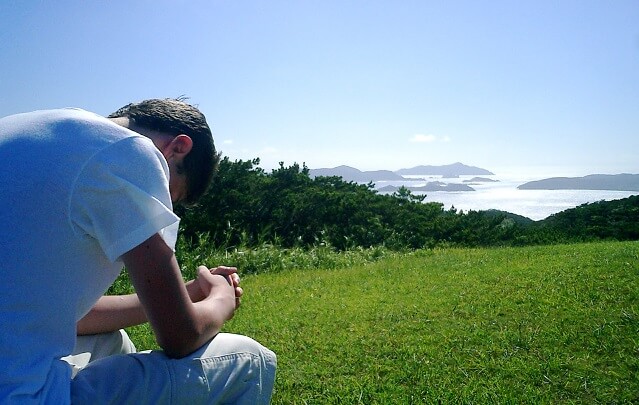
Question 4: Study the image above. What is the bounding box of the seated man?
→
[0,99,276,404]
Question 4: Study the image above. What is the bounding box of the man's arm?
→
[77,267,243,336]
[118,233,236,358]
[76,294,146,335]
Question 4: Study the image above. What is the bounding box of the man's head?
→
[108,98,220,205]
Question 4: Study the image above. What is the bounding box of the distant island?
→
[463,177,500,184]
[309,162,493,184]
[379,182,475,192]
[518,174,639,191]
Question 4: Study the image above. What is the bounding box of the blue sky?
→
[1,1,638,175]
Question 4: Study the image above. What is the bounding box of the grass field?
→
[124,241,639,404]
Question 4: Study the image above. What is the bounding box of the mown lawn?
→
[125,241,639,404]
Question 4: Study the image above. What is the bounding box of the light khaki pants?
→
[62,330,277,404]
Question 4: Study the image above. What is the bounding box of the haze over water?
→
[375,167,639,221]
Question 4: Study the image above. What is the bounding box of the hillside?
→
[175,241,639,403]
[534,195,639,240]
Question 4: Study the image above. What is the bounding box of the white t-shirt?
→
[0,108,180,403]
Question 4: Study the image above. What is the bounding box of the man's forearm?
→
[77,277,208,335]
[76,294,147,335]
[121,233,238,358]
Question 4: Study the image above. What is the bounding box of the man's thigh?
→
[70,333,276,405]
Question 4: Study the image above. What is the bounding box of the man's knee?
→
[202,333,277,386]
[209,333,276,365]
[199,333,277,403]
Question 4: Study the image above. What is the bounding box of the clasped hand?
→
[189,265,243,310]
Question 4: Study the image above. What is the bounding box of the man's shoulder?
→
[4,107,103,124]
[51,108,150,151]
[49,108,128,135]
[2,107,133,143]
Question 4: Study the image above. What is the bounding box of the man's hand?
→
[193,267,237,321]
[187,266,243,308]
[209,266,243,307]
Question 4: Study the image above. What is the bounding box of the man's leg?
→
[61,330,136,377]
[184,333,278,404]
[70,333,277,404]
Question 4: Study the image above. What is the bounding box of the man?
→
[0,99,276,404]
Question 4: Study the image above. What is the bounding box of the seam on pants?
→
[196,352,259,365]
[164,355,176,404]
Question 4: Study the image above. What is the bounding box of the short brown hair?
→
[109,98,220,204]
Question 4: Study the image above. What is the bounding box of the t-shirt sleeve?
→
[69,136,180,262]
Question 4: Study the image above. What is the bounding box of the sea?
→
[373,169,638,221]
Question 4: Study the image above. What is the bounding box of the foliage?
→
[536,195,639,242]
[174,233,397,277]
[178,158,538,251]
[177,158,639,254]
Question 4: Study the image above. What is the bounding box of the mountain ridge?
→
[309,162,493,183]
[396,162,494,176]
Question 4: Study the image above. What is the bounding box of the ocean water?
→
[374,172,638,221]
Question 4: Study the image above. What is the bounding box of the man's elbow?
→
[156,324,222,359]
[158,336,199,359]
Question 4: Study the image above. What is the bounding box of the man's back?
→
[0,108,175,403]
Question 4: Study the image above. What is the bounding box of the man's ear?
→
[168,134,193,157]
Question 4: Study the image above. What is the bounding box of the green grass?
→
[122,241,639,404]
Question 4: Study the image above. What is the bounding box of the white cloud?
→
[222,139,233,145]
[409,134,451,143]
[410,134,437,143]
